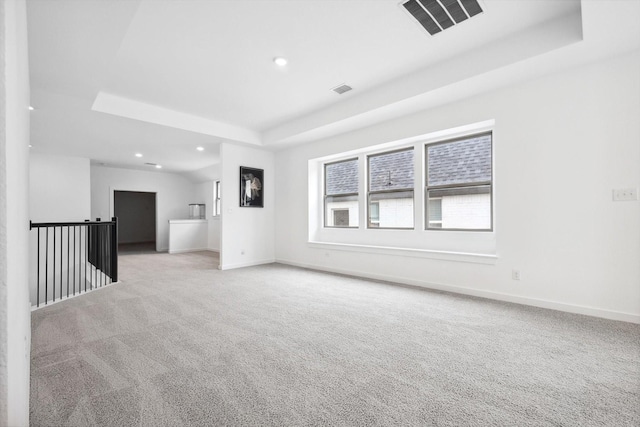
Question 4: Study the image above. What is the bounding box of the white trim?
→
[168,247,209,254]
[168,219,207,224]
[308,241,497,264]
[219,258,275,271]
[276,259,640,324]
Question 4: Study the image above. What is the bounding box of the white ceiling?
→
[26,0,640,177]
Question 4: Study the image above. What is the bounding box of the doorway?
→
[114,191,157,254]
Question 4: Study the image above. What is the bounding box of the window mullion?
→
[359,154,366,229]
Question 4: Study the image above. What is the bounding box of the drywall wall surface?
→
[114,191,156,244]
[0,0,31,424]
[0,4,7,421]
[91,166,197,252]
[29,153,91,222]
[196,179,221,251]
[274,50,640,322]
[220,143,274,269]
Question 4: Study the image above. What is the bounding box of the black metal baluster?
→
[67,226,70,298]
[60,226,63,299]
[52,227,56,302]
[111,217,118,283]
[45,227,49,305]
[37,226,40,307]
[102,224,106,286]
[73,226,76,295]
[85,221,88,293]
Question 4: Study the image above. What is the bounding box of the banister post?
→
[111,217,118,282]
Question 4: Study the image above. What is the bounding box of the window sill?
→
[308,241,497,264]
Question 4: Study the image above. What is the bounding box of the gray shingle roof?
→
[427,134,491,187]
[326,134,491,194]
[326,159,358,195]
[369,149,414,192]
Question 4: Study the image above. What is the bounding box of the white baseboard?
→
[276,259,640,324]
[168,247,208,254]
[219,258,275,271]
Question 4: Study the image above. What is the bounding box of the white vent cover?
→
[331,84,353,95]
[402,0,483,36]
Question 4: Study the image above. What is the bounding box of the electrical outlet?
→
[613,188,638,201]
[512,270,521,281]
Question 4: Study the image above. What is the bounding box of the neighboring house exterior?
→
[325,133,492,230]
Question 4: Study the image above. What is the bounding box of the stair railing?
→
[29,217,118,308]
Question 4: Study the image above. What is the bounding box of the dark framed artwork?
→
[239,166,264,207]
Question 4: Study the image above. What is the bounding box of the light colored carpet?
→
[30,251,640,426]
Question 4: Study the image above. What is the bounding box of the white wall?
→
[28,153,92,307]
[0,0,31,424]
[220,143,274,269]
[29,153,91,221]
[196,179,221,251]
[91,166,197,252]
[275,50,640,323]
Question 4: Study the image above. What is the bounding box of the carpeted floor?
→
[30,251,640,426]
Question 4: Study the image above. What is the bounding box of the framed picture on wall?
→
[239,166,264,208]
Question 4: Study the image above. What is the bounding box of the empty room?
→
[1,0,639,426]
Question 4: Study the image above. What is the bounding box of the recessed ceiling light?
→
[28,106,34,111]
[273,57,287,67]
[135,153,143,157]
[29,144,33,148]
[196,146,204,151]
[155,165,162,169]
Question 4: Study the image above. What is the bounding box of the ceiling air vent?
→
[331,84,353,95]
[402,0,483,36]
[144,162,157,166]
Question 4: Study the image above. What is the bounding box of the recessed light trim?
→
[135,153,143,157]
[155,165,162,169]
[28,106,34,111]
[196,146,204,151]
[273,57,287,67]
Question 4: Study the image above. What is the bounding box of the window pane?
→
[326,159,358,195]
[369,149,414,191]
[368,202,380,228]
[427,134,491,187]
[427,186,491,230]
[427,198,442,228]
[325,159,359,227]
[368,149,414,228]
[369,192,414,228]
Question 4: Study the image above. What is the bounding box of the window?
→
[213,180,221,216]
[368,148,414,229]
[324,158,358,227]
[428,198,442,228]
[426,132,492,230]
[368,201,380,228]
[332,209,350,226]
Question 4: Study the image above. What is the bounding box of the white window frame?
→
[213,180,221,217]
[367,147,415,230]
[323,158,359,229]
[425,132,493,231]
[308,120,497,263]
